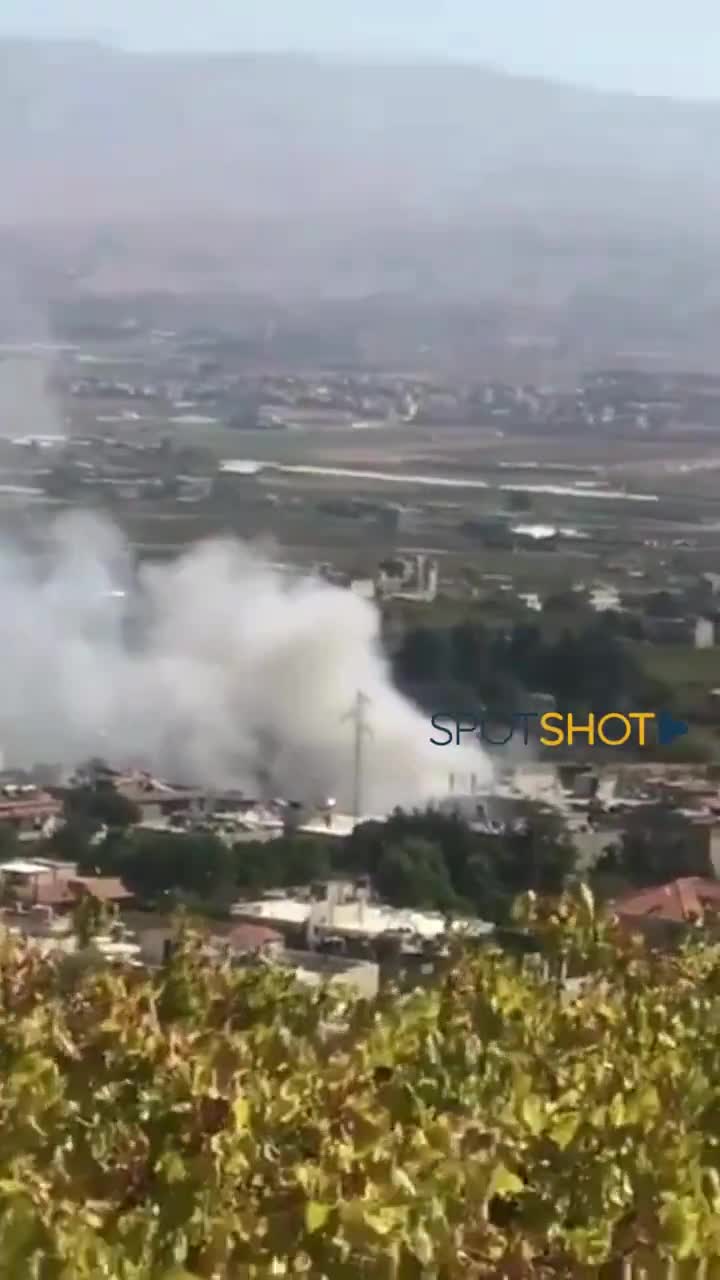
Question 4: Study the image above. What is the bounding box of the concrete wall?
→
[284,949,379,999]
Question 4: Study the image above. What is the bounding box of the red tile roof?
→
[0,796,62,821]
[32,875,132,908]
[614,877,720,924]
[70,877,134,904]
[225,923,283,952]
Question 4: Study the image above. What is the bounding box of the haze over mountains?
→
[2,38,720,318]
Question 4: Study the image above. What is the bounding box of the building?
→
[614,876,720,924]
[113,774,208,824]
[518,592,542,612]
[613,877,720,944]
[696,617,716,649]
[0,858,132,911]
[0,787,62,838]
[511,524,558,547]
[131,920,379,995]
[230,884,493,953]
[222,923,284,957]
[0,904,143,964]
[643,616,696,645]
[220,933,379,997]
[377,554,439,604]
[282,949,380,998]
[590,586,621,613]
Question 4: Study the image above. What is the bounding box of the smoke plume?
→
[0,512,491,811]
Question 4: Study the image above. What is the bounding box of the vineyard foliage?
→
[2,892,720,1276]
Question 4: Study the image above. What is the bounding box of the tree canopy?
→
[62,783,141,834]
[52,807,578,925]
[391,616,671,723]
[596,802,712,886]
[345,808,577,923]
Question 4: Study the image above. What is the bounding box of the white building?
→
[230,890,493,946]
[696,617,716,649]
[590,586,621,613]
[518,592,542,612]
[377,554,438,604]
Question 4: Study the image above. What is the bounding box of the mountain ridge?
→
[2,39,719,313]
[3,36,719,107]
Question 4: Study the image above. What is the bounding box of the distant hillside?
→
[2,39,720,313]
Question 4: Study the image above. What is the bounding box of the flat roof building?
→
[230,893,493,945]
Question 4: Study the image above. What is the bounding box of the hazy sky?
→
[2,0,719,99]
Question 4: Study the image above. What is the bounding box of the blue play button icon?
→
[656,711,689,746]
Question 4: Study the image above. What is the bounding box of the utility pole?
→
[343,691,373,822]
[204,786,216,827]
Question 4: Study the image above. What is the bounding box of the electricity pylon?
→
[342,691,373,822]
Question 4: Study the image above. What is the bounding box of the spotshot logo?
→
[430,711,689,750]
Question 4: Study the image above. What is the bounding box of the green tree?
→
[600,802,711,886]
[235,836,332,893]
[393,624,453,687]
[96,829,234,903]
[64,784,141,831]
[507,489,533,512]
[346,806,576,922]
[0,821,19,861]
[46,816,95,865]
[543,589,586,613]
[498,803,578,897]
[374,837,458,910]
[645,589,684,618]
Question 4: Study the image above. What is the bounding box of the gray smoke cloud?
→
[0,511,491,811]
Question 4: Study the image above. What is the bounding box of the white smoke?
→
[0,511,491,812]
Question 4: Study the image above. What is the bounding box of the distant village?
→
[2,751,720,991]
[2,337,720,987]
[55,361,720,435]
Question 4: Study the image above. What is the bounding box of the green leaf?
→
[658,1198,699,1259]
[608,1094,626,1128]
[232,1096,250,1130]
[521,1094,546,1136]
[305,1201,332,1234]
[0,1181,28,1198]
[410,1225,434,1266]
[363,1208,404,1237]
[156,1152,188,1184]
[550,1110,580,1150]
[390,1168,416,1197]
[488,1164,525,1199]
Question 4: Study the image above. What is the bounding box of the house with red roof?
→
[614,877,720,923]
[613,877,720,941]
[0,858,132,912]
